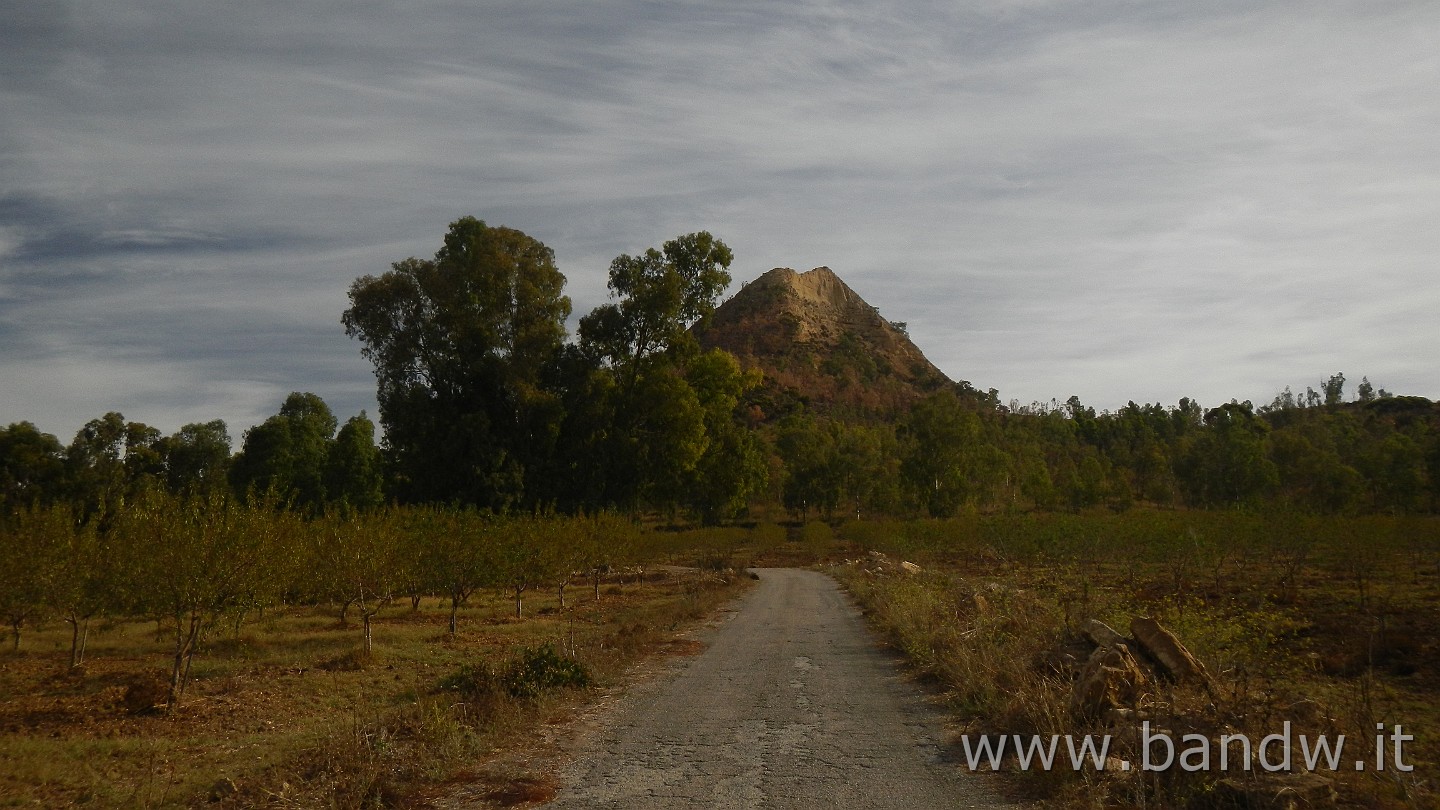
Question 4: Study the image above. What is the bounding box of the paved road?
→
[545,568,1016,809]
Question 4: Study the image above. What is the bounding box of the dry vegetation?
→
[0,527,761,809]
[828,511,1440,808]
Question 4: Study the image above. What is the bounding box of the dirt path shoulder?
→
[536,567,1017,809]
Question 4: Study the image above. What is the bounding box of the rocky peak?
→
[694,266,951,417]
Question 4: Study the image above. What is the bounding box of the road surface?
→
[544,568,1016,809]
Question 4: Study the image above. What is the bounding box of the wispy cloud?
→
[2,0,1437,440]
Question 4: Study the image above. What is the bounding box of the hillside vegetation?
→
[3,216,1439,807]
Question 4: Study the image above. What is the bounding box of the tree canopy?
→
[343,217,571,508]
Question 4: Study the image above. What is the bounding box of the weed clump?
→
[439,644,590,701]
[505,644,591,698]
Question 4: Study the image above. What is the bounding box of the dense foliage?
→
[0,490,640,707]
[3,219,1437,525]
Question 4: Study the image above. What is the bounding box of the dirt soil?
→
[436,569,1019,809]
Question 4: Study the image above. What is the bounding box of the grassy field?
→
[6,512,1435,808]
[824,511,1440,808]
[0,538,755,809]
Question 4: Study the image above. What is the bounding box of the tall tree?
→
[64,412,129,518]
[230,393,337,510]
[1178,402,1278,507]
[572,233,734,514]
[343,217,571,508]
[578,231,732,384]
[163,420,232,494]
[899,393,998,517]
[0,422,66,516]
[324,412,384,510]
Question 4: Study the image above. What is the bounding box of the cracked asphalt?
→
[544,568,1017,809]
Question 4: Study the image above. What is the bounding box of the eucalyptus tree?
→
[324,412,384,510]
[163,420,232,494]
[573,232,736,514]
[230,393,338,511]
[344,218,571,508]
[577,231,733,389]
[0,422,66,516]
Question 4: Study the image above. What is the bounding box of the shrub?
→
[502,644,590,699]
[438,645,590,702]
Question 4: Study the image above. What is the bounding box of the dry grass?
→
[0,561,752,808]
[831,511,1440,808]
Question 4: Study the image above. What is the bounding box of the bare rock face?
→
[1081,619,1129,649]
[693,266,952,415]
[1130,616,1212,685]
[1070,644,1149,720]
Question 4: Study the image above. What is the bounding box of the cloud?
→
[2,0,1437,438]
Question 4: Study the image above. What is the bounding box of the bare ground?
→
[439,568,1019,809]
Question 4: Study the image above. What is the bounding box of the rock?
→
[1282,699,1324,724]
[120,673,169,715]
[1102,756,1132,774]
[1082,619,1129,649]
[1216,772,1337,809]
[208,777,238,802]
[1104,707,1138,724]
[899,561,922,574]
[1034,637,1093,677]
[1129,617,1212,685]
[1069,644,1147,720]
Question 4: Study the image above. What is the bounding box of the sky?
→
[3,0,1438,444]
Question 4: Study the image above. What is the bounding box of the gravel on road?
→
[544,567,1019,809]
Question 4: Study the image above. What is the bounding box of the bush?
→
[503,644,590,699]
[438,645,590,702]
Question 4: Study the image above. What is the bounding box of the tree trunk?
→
[78,618,90,667]
[66,614,91,669]
[593,568,602,602]
[448,598,459,635]
[168,613,202,710]
[362,612,373,654]
[339,597,355,625]
[10,620,20,651]
[557,580,566,610]
[513,584,525,618]
[411,592,422,611]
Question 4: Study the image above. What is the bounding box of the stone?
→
[1129,616,1212,685]
[1102,756,1132,774]
[208,777,238,802]
[1282,699,1324,724]
[899,560,922,574]
[1081,618,1129,649]
[1069,644,1147,719]
[1216,772,1337,809]
[1034,636,1093,677]
[120,673,168,715]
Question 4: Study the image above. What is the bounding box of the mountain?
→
[693,266,952,416]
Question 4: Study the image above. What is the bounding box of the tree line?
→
[0,490,642,708]
[4,217,1439,525]
[4,216,1439,707]
[775,375,1440,519]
